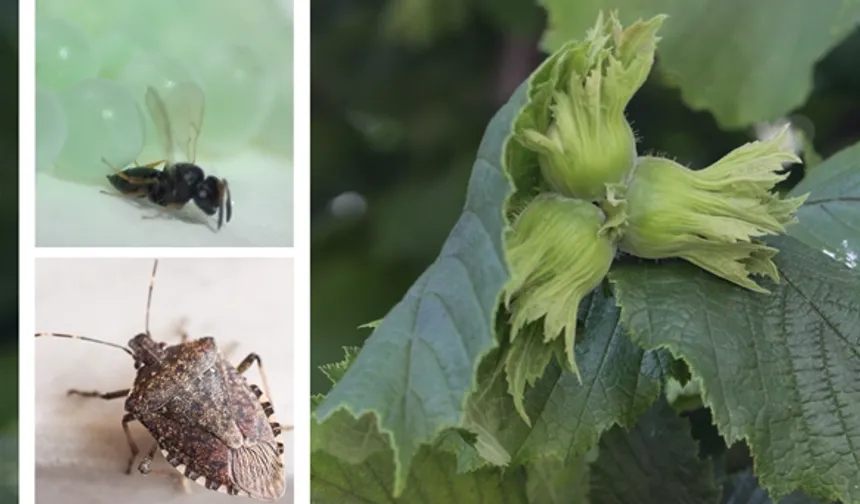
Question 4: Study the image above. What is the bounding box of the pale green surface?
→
[258,84,294,159]
[38,0,293,167]
[36,0,294,245]
[195,45,277,157]
[35,15,99,91]
[35,0,126,36]
[36,86,67,172]
[255,20,294,159]
[54,78,145,185]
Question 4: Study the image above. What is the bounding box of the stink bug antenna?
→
[146,259,159,335]
[35,333,134,357]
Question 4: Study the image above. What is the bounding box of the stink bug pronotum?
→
[36,259,292,501]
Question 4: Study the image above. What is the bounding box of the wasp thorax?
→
[174,162,206,187]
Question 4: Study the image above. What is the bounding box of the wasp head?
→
[194,176,232,229]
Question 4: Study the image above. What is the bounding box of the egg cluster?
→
[36,0,293,186]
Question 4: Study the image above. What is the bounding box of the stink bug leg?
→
[235,353,294,438]
[235,353,273,405]
[138,443,194,494]
[120,413,142,475]
[138,443,158,474]
[235,353,294,461]
[35,332,142,474]
[66,387,136,472]
[67,388,129,400]
[64,386,141,475]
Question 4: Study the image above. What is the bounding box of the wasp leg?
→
[128,158,168,170]
[100,189,148,199]
[139,202,185,221]
[141,159,168,169]
[101,157,163,185]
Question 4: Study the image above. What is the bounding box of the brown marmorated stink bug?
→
[35,259,292,501]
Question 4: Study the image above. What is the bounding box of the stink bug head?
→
[128,332,166,369]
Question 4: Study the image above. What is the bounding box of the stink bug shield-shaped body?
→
[128,333,285,500]
[36,260,288,501]
[105,83,233,230]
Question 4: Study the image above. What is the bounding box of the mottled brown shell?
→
[222,357,285,500]
[127,337,285,500]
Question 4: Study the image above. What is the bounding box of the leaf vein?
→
[820,204,860,236]
[812,307,860,472]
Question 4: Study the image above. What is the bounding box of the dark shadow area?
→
[0,0,17,502]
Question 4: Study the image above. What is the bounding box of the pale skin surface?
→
[34,258,295,504]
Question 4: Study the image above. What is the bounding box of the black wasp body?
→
[104,84,233,230]
[107,161,233,229]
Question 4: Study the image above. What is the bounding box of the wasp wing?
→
[144,86,177,165]
[162,81,206,164]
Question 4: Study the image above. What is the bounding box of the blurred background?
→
[35,0,293,246]
[0,0,17,501]
[310,0,860,395]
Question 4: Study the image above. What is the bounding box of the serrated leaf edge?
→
[607,270,849,504]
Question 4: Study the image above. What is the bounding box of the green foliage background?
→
[0,1,18,502]
[312,0,860,502]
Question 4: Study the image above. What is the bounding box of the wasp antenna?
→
[35,332,134,357]
[224,180,232,223]
[216,179,230,230]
